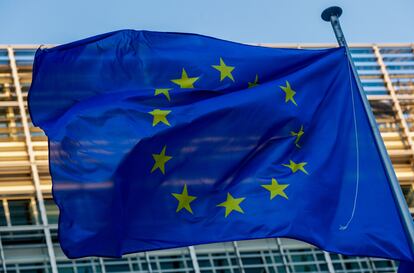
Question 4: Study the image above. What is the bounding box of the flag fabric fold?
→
[29,30,414,265]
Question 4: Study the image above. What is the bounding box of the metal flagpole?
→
[321,6,414,255]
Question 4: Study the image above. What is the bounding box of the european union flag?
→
[29,30,414,266]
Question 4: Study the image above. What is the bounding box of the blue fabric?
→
[399,261,414,273]
[29,30,414,265]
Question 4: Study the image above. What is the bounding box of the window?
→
[401,185,414,208]
[11,263,48,273]
[0,201,7,226]
[240,251,269,273]
[285,248,328,273]
[44,199,59,224]
[8,199,35,225]
[387,65,414,70]
[384,56,414,62]
[149,253,194,273]
[74,260,100,273]
[355,65,381,71]
[105,263,130,272]
[350,48,373,54]
[370,258,396,272]
[197,252,239,273]
[352,57,377,62]
[330,254,371,273]
[380,47,413,54]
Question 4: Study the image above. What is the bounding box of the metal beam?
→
[232,241,245,273]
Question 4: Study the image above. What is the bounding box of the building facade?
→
[0,43,413,273]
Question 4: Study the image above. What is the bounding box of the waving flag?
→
[29,30,414,266]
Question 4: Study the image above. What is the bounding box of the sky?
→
[0,0,413,45]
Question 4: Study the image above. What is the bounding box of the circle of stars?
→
[145,56,308,218]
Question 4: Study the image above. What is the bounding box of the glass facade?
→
[0,43,413,273]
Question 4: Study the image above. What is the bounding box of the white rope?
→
[339,58,360,231]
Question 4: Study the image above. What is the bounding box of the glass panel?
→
[105,263,130,272]
[44,199,59,224]
[380,47,413,54]
[8,199,35,225]
[371,258,397,272]
[0,201,7,226]
[57,261,75,273]
[401,185,414,208]
[350,48,374,54]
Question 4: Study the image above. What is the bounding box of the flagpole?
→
[321,6,414,255]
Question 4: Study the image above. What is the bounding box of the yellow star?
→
[217,192,245,217]
[290,125,304,148]
[262,178,289,200]
[172,184,197,214]
[154,88,171,101]
[151,145,172,174]
[248,74,259,88]
[148,109,171,127]
[171,68,199,89]
[212,58,235,82]
[280,81,297,106]
[282,160,308,175]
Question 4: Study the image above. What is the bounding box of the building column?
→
[99,258,106,273]
[275,239,291,273]
[323,251,336,273]
[188,246,201,273]
[145,252,153,273]
[7,47,58,273]
[232,241,245,273]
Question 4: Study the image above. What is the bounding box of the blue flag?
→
[29,30,414,266]
[399,261,414,273]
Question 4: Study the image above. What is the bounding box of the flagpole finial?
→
[321,6,343,21]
